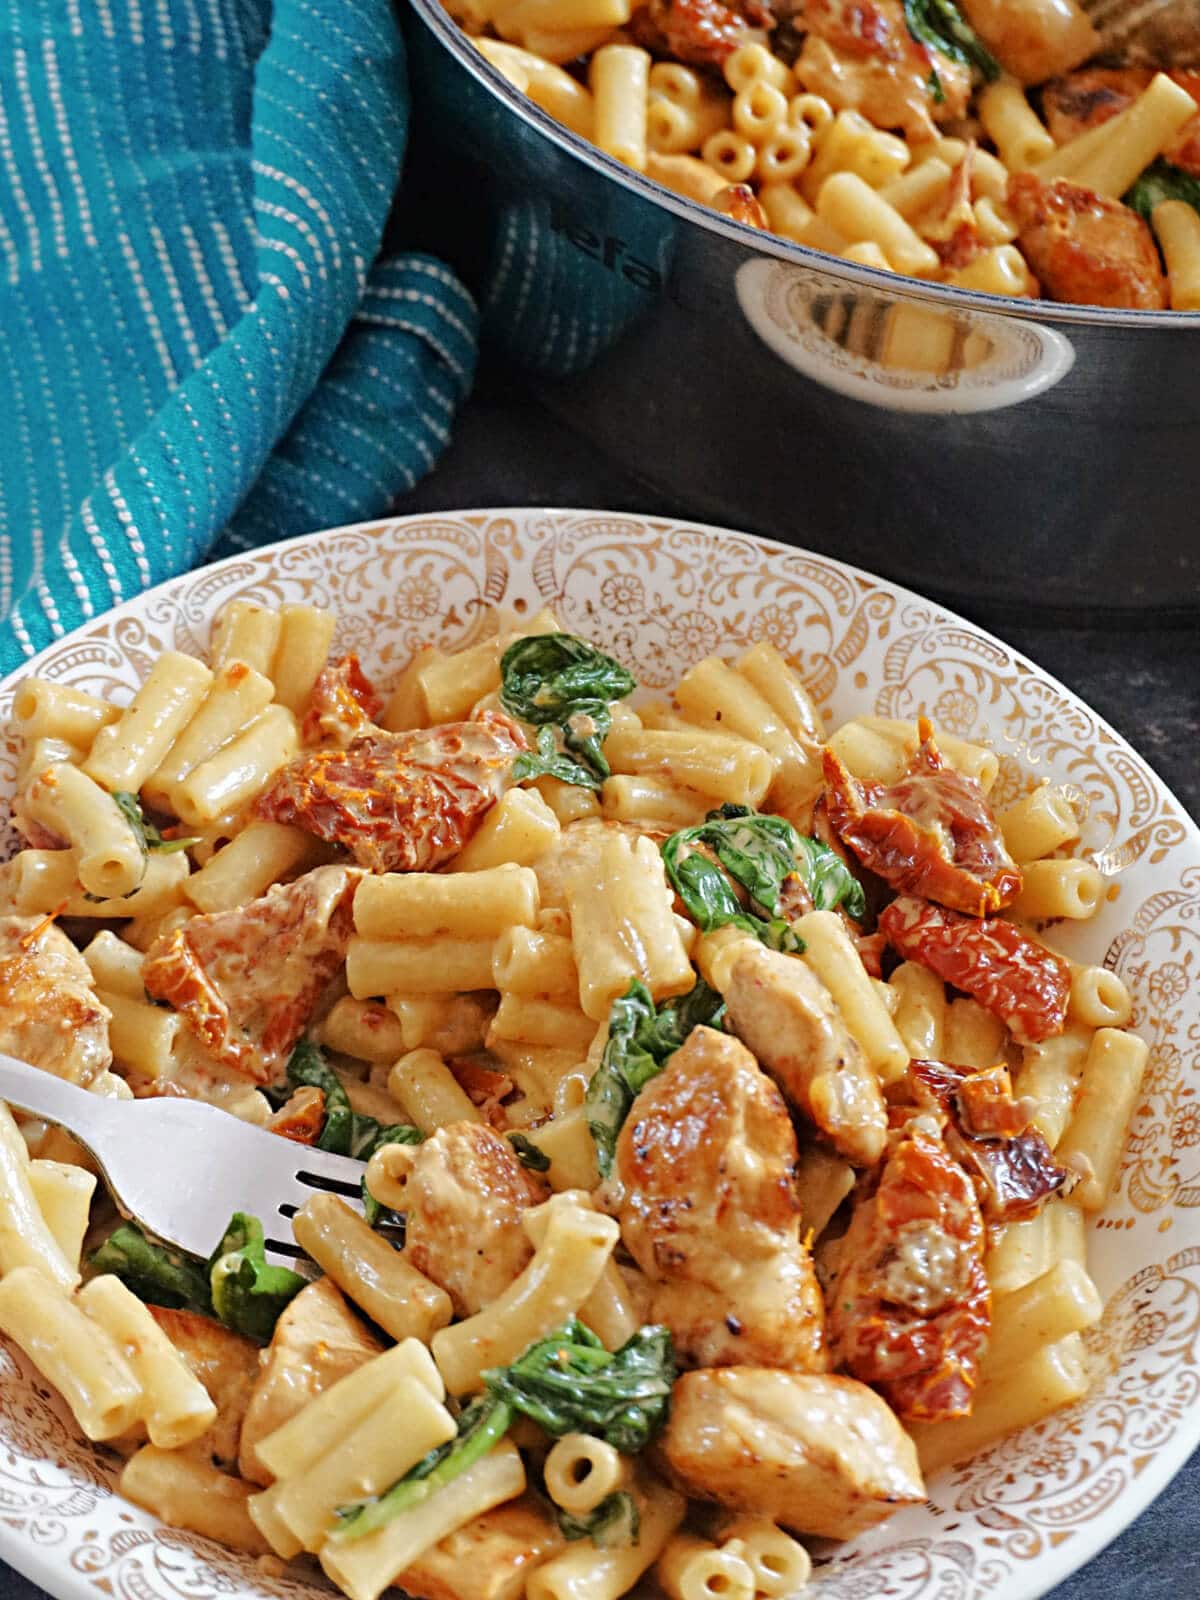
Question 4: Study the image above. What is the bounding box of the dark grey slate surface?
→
[3,377,1197,1600]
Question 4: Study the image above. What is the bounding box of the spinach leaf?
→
[660,805,805,952]
[511,726,605,793]
[90,1212,304,1342]
[586,978,723,1179]
[904,0,999,93]
[794,834,867,919]
[332,1321,674,1544]
[1125,159,1200,223]
[288,1039,355,1153]
[208,1213,307,1342]
[557,1492,641,1549]
[112,791,199,855]
[332,1395,514,1543]
[661,806,864,951]
[508,1132,551,1172]
[483,1319,675,1454]
[89,1222,212,1313]
[501,634,636,784]
[286,1040,423,1224]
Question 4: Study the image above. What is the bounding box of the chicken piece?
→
[400,1122,548,1318]
[301,652,384,747]
[397,1496,564,1600]
[826,1120,990,1423]
[724,943,886,1167]
[795,0,971,142]
[1042,67,1200,176]
[630,0,775,70]
[147,1307,261,1471]
[143,864,363,1085]
[238,1277,382,1485]
[1006,172,1168,310]
[607,1026,826,1372]
[257,711,528,873]
[957,0,1097,85]
[0,914,111,1088]
[879,894,1070,1044]
[823,719,1022,916]
[659,1367,925,1540]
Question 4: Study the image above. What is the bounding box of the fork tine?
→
[293,1164,364,1200]
[264,1146,366,1270]
[290,1141,374,1186]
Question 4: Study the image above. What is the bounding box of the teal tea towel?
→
[0,0,478,675]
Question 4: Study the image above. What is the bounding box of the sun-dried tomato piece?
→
[266,1084,326,1145]
[828,1122,989,1423]
[879,895,1070,1044]
[854,929,888,979]
[301,653,384,747]
[257,711,528,873]
[907,1060,1067,1222]
[143,865,362,1085]
[824,720,1022,917]
[446,1056,515,1129]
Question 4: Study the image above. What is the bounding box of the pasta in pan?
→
[0,596,1151,1600]
[445,0,1200,312]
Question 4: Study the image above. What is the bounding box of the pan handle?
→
[736,258,1075,414]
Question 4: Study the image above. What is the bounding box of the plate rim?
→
[0,505,1197,1600]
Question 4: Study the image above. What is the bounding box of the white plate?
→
[1,509,1198,1600]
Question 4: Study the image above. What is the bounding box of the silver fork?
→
[0,1052,365,1268]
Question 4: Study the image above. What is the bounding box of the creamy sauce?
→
[877,1222,971,1316]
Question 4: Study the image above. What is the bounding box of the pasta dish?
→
[0,599,1148,1600]
[443,0,1200,311]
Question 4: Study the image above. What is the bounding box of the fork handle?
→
[0,1052,122,1142]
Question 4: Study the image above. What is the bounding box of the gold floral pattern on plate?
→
[0,509,1197,1600]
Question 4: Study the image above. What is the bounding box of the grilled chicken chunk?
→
[957,0,1097,85]
[397,1496,564,1600]
[0,914,111,1088]
[659,1367,925,1540]
[143,864,363,1085]
[725,943,887,1167]
[795,0,971,141]
[1042,68,1200,176]
[147,1307,260,1471]
[606,1026,826,1372]
[630,0,775,70]
[239,1277,382,1485]
[1007,173,1168,310]
[400,1123,549,1318]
